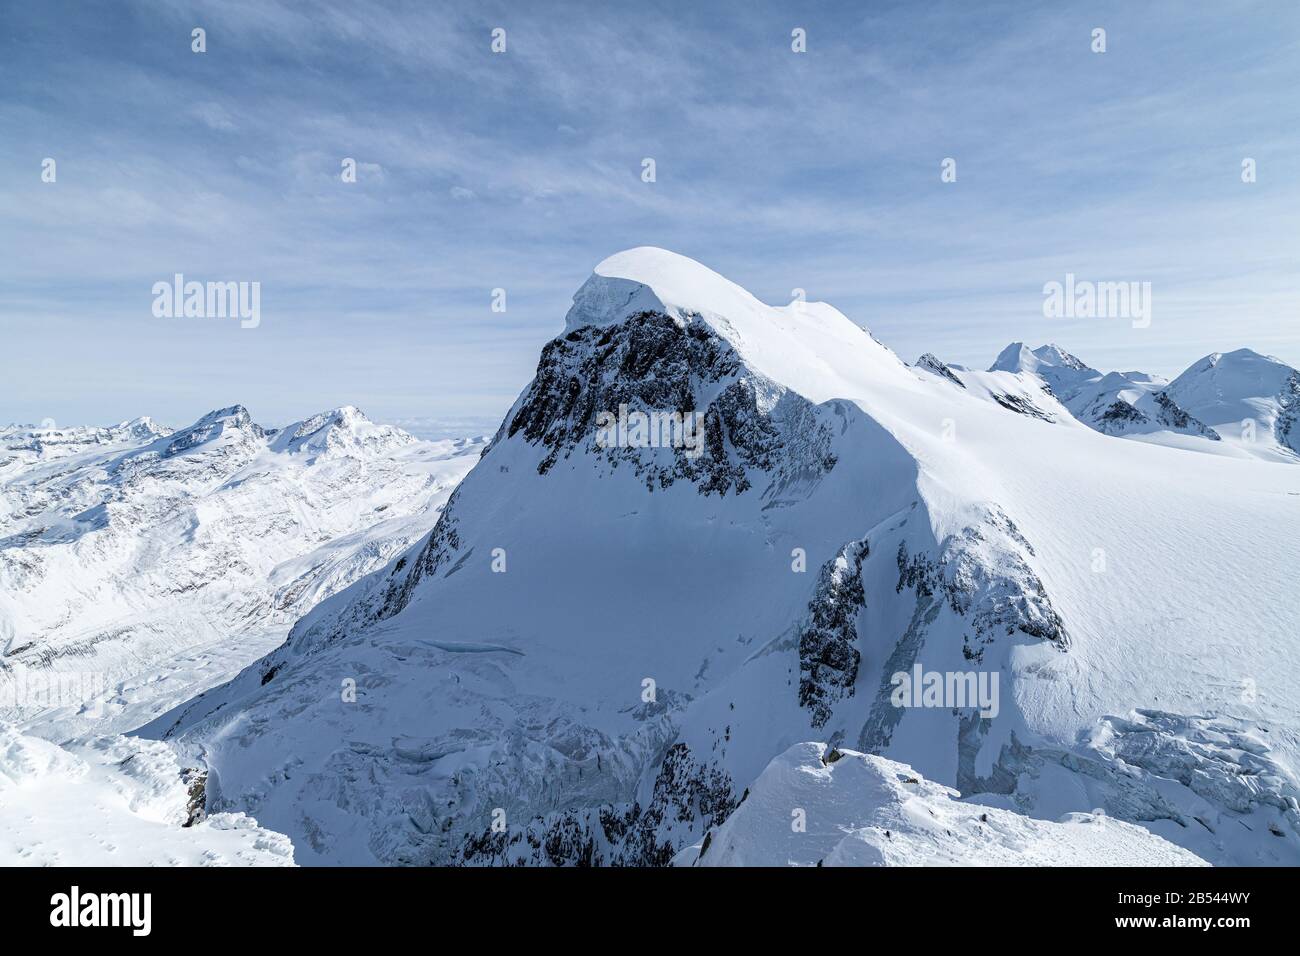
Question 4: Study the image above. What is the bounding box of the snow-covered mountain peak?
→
[272,405,415,458]
[1163,348,1300,460]
[1033,343,1092,372]
[112,416,172,441]
[566,246,769,333]
[988,341,1034,373]
[105,250,1299,868]
[11,245,1297,868]
[914,353,966,387]
[162,404,263,457]
[989,342,1096,379]
[1177,347,1289,388]
[196,404,255,426]
[978,343,1228,445]
[0,417,174,458]
[563,247,915,418]
[281,405,369,441]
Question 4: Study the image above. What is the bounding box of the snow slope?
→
[145,247,1300,867]
[0,721,293,865]
[0,408,484,737]
[1162,349,1300,462]
[675,742,1205,867]
[916,352,1074,425]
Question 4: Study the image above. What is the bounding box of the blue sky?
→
[3,0,1298,430]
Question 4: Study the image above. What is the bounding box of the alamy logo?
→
[50,886,151,936]
[152,274,261,328]
[1042,273,1151,329]
[594,404,706,458]
[0,667,106,715]
[891,664,1000,718]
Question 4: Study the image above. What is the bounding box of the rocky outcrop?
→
[1275,371,1300,455]
[798,540,869,728]
[506,310,837,494]
[991,392,1055,422]
[895,507,1067,649]
[1152,392,1219,439]
[1093,399,1149,433]
[915,353,965,388]
[455,742,737,866]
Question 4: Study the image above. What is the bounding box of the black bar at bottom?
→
[0,865,1281,941]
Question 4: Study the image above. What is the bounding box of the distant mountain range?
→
[0,407,484,739]
[916,342,1300,461]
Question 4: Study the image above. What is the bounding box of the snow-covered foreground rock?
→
[675,743,1206,866]
[0,722,293,865]
[0,408,484,737]
[142,247,1300,868]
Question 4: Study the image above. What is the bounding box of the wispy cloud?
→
[1,0,1298,429]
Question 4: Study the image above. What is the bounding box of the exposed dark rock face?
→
[798,540,870,728]
[380,487,465,619]
[1275,371,1300,455]
[991,392,1055,422]
[915,353,966,388]
[895,510,1067,649]
[455,742,737,866]
[505,310,836,495]
[1094,399,1148,433]
[1152,392,1220,439]
[181,768,207,827]
[508,311,738,478]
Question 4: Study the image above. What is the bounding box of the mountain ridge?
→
[0,404,485,738]
[137,248,1300,867]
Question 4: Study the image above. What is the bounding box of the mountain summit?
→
[1163,348,1300,460]
[141,249,1300,867]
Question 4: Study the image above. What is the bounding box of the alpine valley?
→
[4,248,1298,867]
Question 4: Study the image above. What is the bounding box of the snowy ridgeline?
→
[3,247,1300,867]
[0,406,485,737]
[676,743,1205,867]
[922,341,1300,461]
